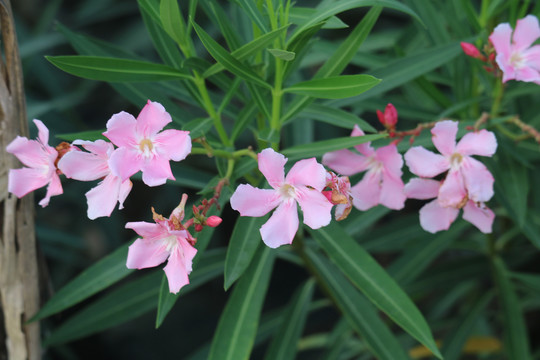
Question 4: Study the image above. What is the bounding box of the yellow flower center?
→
[450,152,463,168]
[139,138,154,152]
[279,184,297,199]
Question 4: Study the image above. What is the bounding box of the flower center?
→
[510,51,524,69]
[163,235,178,253]
[449,152,463,168]
[139,138,154,156]
[279,184,297,200]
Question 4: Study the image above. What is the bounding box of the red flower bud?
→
[460,42,485,60]
[195,224,203,232]
[377,103,398,130]
[206,215,222,227]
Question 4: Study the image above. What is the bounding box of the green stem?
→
[194,75,231,147]
[191,146,257,160]
[490,80,504,118]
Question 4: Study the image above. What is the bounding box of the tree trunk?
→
[0,0,41,359]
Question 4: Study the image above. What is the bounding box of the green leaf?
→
[289,7,348,29]
[493,257,532,360]
[31,243,133,321]
[208,246,274,360]
[204,24,289,78]
[281,133,386,160]
[305,248,409,360]
[155,248,226,328]
[43,271,161,346]
[55,129,106,142]
[233,0,269,32]
[182,117,214,138]
[298,103,376,132]
[263,280,315,360]
[267,48,295,61]
[284,75,380,99]
[160,0,186,46]
[192,21,271,89]
[224,217,267,290]
[258,127,280,144]
[231,102,258,143]
[309,222,441,359]
[46,55,192,82]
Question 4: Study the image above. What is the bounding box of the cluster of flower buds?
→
[460,41,498,74]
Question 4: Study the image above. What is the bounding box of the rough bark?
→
[0,0,41,359]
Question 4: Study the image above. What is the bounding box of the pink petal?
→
[296,187,332,229]
[141,155,175,186]
[153,129,191,161]
[258,148,286,188]
[136,100,172,137]
[322,149,370,176]
[376,144,403,179]
[523,45,540,69]
[8,168,50,198]
[126,221,164,238]
[461,157,494,202]
[285,158,327,191]
[431,120,457,156]
[33,119,50,145]
[58,149,109,181]
[455,129,497,157]
[404,147,448,177]
[489,23,513,59]
[260,200,299,248]
[103,111,138,148]
[379,171,406,210]
[6,136,55,169]
[513,15,540,51]
[118,180,133,210]
[126,237,170,270]
[230,184,280,216]
[462,201,495,233]
[163,239,197,293]
[108,147,144,180]
[39,173,63,207]
[85,174,125,219]
[73,139,113,157]
[515,65,540,82]
[438,169,467,208]
[419,199,459,233]
[350,170,381,211]
[404,178,440,199]
[351,125,375,156]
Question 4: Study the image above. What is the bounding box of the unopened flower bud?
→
[460,42,485,60]
[377,103,398,130]
[195,224,203,232]
[206,215,222,227]
[171,193,188,221]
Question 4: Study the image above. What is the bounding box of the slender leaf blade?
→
[284,75,380,99]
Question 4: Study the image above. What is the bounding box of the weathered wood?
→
[0,0,41,359]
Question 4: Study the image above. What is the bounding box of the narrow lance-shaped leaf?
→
[308,222,442,359]
[297,103,376,132]
[160,0,187,46]
[233,0,270,32]
[46,55,193,82]
[284,75,380,99]
[208,246,275,360]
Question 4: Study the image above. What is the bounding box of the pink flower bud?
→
[206,215,222,227]
[195,224,203,232]
[377,103,398,130]
[460,42,485,60]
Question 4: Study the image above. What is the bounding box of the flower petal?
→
[230,184,280,217]
[6,136,55,169]
[379,171,406,210]
[260,200,299,248]
[85,174,123,219]
[322,149,370,176]
[296,187,332,229]
[108,147,144,180]
[136,100,172,137]
[141,155,175,186]
[118,180,133,210]
[513,15,540,51]
[376,144,403,179]
[34,119,50,145]
[153,129,191,161]
[462,201,495,233]
[455,129,497,157]
[438,169,466,208]
[350,170,381,211]
[73,139,112,157]
[8,168,50,198]
[258,148,286,188]
[404,147,448,177]
[489,23,513,59]
[461,157,494,202]
[163,239,197,293]
[351,125,375,156]
[126,221,164,238]
[285,158,326,191]
[431,120,457,156]
[126,237,170,270]
[103,111,138,148]
[58,149,109,181]
[39,173,63,207]
[419,199,459,233]
[404,178,440,200]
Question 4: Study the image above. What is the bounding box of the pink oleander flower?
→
[230,148,332,248]
[405,178,495,233]
[6,119,62,207]
[322,125,406,211]
[405,120,497,208]
[489,15,540,84]
[103,100,192,187]
[324,172,353,221]
[58,139,132,220]
[126,200,197,294]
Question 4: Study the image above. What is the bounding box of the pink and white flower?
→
[58,139,132,220]
[322,125,406,211]
[405,178,495,233]
[126,205,197,294]
[230,148,332,248]
[6,119,62,207]
[489,15,540,83]
[103,100,192,187]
